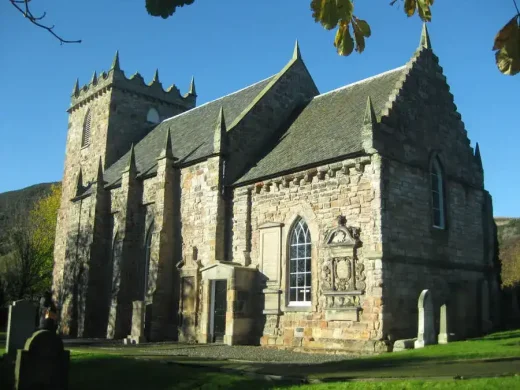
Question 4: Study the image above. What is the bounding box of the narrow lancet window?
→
[147,108,160,124]
[143,224,154,299]
[431,156,446,229]
[81,109,92,147]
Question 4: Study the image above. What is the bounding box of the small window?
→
[431,156,446,229]
[143,223,154,299]
[146,108,160,124]
[288,218,312,306]
[81,109,92,147]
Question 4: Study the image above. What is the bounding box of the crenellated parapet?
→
[69,51,196,113]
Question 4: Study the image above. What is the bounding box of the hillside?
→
[0,182,59,255]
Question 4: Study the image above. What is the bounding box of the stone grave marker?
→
[6,300,37,356]
[14,329,70,390]
[414,289,436,349]
[438,303,452,344]
[124,300,146,344]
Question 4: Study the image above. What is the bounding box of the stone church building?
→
[52,26,501,353]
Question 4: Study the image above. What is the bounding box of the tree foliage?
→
[0,184,61,305]
[501,236,520,288]
[143,0,520,76]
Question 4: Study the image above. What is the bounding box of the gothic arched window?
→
[146,107,160,124]
[143,223,154,299]
[288,218,312,306]
[81,109,92,147]
[431,155,446,229]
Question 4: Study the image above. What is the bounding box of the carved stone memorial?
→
[322,216,365,321]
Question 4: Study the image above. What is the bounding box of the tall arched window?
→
[431,156,446,229]
[81,109,92,147]
[288,218,312,306]
[143,223,154,299]
[146,107,160,124]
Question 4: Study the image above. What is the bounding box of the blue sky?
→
[0,0,518,216]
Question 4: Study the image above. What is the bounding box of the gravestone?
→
[480,280,492,334]
[438,303,452,344]
[6,300,37,356]
[15,330,70,390]
[123,301,145,344]
[414,289,436,349]
[393,338,416,352]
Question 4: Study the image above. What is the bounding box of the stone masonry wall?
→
[375,47,498,341]
[232,154,387,353]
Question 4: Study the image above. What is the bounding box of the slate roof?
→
[235,66,407,185]
[103,75,275,185]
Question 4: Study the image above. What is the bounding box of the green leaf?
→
[493,16,520,75]
[311,0,342,30]
[352,18,371,53]
[417,0,433,22]
[335,21,355,56]
[146,0,195,19]
[336,0,354,22]
[354,17,371,38]
[404,0,417,17]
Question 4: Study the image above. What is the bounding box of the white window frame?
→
[431,156,446,229]
[287,218,312,307]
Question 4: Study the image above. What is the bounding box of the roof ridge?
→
[314,65,407,100]
[162,74,276,124]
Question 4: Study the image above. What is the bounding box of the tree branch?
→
[9,0,81,44]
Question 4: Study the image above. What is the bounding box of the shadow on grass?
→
[70,354,296,390]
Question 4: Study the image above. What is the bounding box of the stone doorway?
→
[210,280,227,343]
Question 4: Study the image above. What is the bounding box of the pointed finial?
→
[363,96,377,126]
[123,144,137,174]
[293,39,301,60]
[214,106,228,154]
[111,50,121,71]
[189,76,197,96]
[158,128,175,160]
[152,69,160,83]
[475,142,483,168]
[419,23,432,50]
[72,78,79,96]
[95,156,104,184]
[90,71,98,85]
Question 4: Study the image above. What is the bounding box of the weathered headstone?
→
[481,280,492,333]
[15,330,70,390]
[123,300,145,344]
[6,300,37,356]
[438,303,452,344]
[393,338,416,352]
[414,289,436,349]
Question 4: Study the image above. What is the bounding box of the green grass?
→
[0,331,5,355]
[2,329,520,389]
[69,352,278,390]
[284,376,520,390]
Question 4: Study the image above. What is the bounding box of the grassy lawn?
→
[2,330,520,389]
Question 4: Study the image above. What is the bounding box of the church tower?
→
[53,52,196,336]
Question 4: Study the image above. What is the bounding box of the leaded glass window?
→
[289,218,311,306]
[431,156,446,229]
